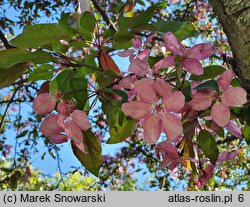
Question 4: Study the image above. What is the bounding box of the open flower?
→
[118,36,153,76]
[191,71,247,127]
[57,100,91,150]
[121,78,184,144]
[154,32,214,75]
[156,140,186,170]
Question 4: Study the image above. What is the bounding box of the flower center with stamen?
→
[152,99,164,114]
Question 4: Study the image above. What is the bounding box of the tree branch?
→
[209,0,250,93]
[216,136,240,145]
[0,85,21,132]
[0,29,16,49]
[90,0,118,31]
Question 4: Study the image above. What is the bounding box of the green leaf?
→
[71,130,102,176]
[0,49,55,69]
[194,80,220,92]
[81,56,97,75]
[153,21,199,40]
[113,31,135,43]
[11,24,72,48]
[103,28,116,39]
[9,171,20,190]
[190,65,225,81]
[118,2,167,30]
[197,130,219,162]
[106,88,129,102]
[131,23,157,33]
[112,40,132,49]
[231,79,241,87]
[239,105,250,124]
[181,85,192,102]
[108,118,137,144]
[96,70,118,88]
[80,12,96,33]
[29,64,53,82]
[17,130,29,138]
[56,69,88,110]
[0,63,28,88]
[243,123,250,145]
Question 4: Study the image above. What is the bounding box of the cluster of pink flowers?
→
[191,70,247,127]
[118,32,247,186]
[33,91,91,152]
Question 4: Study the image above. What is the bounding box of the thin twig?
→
[0,29,16,49]
[0,85,21,132]
[90,0,118,31]
[55,149,66,190]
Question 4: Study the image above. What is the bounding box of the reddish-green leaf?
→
[100,51,121,75]
[71,130,102,176]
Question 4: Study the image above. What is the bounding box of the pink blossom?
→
[40,114,68,144]
[118,36,152,76]
[154,32,214,75]
[24,166,32,182]
[57,101,91,151]
[226,121,242,139]
[122,78,184,144]
[191,71,247,127]
[128,58,152,76]
[217,150,237,162]
[156,141,186,170]
[132,36,142,49]
[197,164,214,188]
[33,93,56,115]
[2,144,12,157]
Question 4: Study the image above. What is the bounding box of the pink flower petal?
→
[211,102,230,127]
[164,32,185,56]
[197,164,214,187]
[40,114,64,136]
[145,34,154,45]
[162,113,183,140]
[57,115,66,129]
[182,58,203,75]
[218,150,237,162]
[128,58,152,76]
[226,121,242,139]
[221,87,247,107]
[137,49,150,61]
[122,101,152,119]
[189,43,214,60]
[132,37,142,49]
[154,56,175,70]
[65,119,83,144]
[191,92,213,111]
[153,78,172,97]
[217,71,234,91]
[163,91,185,112]
[134,78,158,103]
[49,134,68,144]
[33,93,56,115]
[118,49,135,57]
[71,110,91,131]
[119,75,136,89]
[57,100,68,116]
[142,114,162,145]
